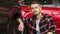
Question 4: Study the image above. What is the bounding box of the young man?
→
[24,0,56,34]
[18,0,56,34]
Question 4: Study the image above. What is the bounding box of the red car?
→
[9,6,60,34]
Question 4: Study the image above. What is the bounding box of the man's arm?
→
[17,18,24,32]
[47,16,56,34]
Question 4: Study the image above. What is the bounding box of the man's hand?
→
[47,32,53,34]
[18,23,24,32]
[17,18,24,32]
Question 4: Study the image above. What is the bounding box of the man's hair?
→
[30,0,42,5]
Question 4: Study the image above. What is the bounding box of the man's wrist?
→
[47,32,53,34]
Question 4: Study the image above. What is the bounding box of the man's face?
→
[30,4,41,15]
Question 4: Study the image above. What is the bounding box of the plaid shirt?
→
[23,14,56,34]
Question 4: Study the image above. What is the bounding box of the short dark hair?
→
[30,0,42,5]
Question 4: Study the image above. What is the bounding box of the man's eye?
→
[35,7,37,9]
